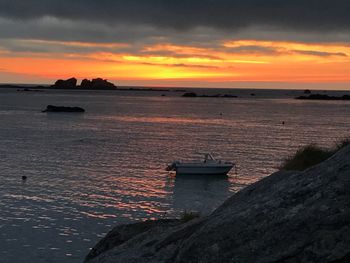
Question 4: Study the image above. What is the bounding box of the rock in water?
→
[52,77,77,89]
[182,92,197,97]
[80,78,116,89]
[42,105,85,113]
[296,94,350,100]
[85,145,350,263]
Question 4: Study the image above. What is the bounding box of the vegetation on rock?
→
[180,211,200,222]
[281,138,350,171]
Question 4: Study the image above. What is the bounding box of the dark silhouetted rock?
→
[182,92,197,97]
[304,89,311,94]
[296,94,350,100]
[42,105,85,113]
[80,78,116,89]
[51,77,116,90]
[85,220,181,262]
[81,79,92,88]
[52,78,77,89]
[201,94,222,97]
[182,92,238,98]
[222,94,238,98]
[85,145,350,263]
[17,88,44,92]
[1,84,47,90]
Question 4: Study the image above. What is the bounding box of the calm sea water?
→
[0,88,349,263]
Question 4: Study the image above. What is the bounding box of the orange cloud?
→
[1,39,350,86]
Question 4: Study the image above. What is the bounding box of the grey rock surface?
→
[85,145,350,263]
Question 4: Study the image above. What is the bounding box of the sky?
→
[0,0,350,89]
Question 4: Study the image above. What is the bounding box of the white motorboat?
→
[166,153,234,175]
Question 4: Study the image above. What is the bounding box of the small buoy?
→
[22,176,27,180]
[220,113,223,116]
[282,121,285,125]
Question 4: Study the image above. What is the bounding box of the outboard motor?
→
[166,161,178,171]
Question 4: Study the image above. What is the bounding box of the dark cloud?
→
[0,38,132,54]
[224,45,279,55]
[139,50,222,60]
[292,50,348,57]
[0,0,350,54]
[0,0,349,32]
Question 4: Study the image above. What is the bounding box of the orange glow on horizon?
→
[1,39,350,87]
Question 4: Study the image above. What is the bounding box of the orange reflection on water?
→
[94,115,232,126]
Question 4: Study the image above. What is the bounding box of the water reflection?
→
[2,91,350,263]
[172,174,230,215]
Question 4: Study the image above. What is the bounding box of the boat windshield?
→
[203,153,215,162]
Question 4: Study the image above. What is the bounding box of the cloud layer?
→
[1,0,350,46]
[1,0,350,87]
[1,0,350,31]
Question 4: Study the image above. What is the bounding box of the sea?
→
[0,87,349,263]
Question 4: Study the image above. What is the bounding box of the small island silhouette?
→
[296,94,350,100]
[52,77,117,90]
[0,77,118,91]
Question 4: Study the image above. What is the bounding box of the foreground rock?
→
[85,146,350,263]
[85,220,182,262]
[42,105,85,113]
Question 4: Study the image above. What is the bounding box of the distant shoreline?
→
[1,83,349,92]
[2,84,350,100]
[296,94,350,101]
[0,84,183,92]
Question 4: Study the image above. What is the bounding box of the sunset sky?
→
[1,0,350,89]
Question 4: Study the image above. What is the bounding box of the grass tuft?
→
[280,138,350,171]
[180,211,200,222]
[335,138,350,151]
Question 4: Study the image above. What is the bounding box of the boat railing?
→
[195,152,216,161]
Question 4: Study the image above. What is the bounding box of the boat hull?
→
[175,164,233,175]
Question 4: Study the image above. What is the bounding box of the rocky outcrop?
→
[81,79,92,88]
[80,78,116,89]
[296,94,350,100]
[182,92,197,97]
[52,77,77,89]
[42,105,85,113]
[85,145,350,263]
[85,220,182,262]
[182,92,238,98]
[50,77,116,89]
